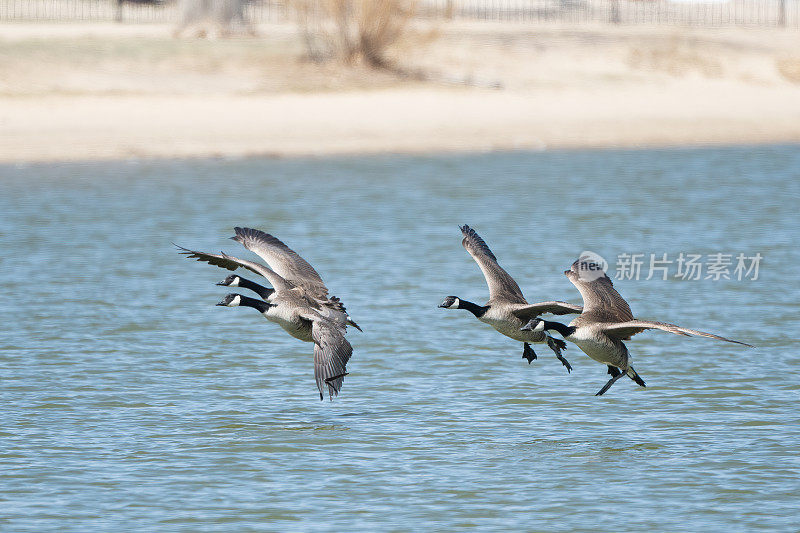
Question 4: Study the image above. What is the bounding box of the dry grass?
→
[628,35,723,78]
[0,27,415,96]
[776,57,800,83]
[292,0,419,68]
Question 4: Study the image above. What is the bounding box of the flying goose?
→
[176,227,359,399]
[521,257,753,396]
[217,292,352,400]
[176,226,361,331]
[439,225,583,371]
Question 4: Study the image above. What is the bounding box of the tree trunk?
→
[175,0,253,38]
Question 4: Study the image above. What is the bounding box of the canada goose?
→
[521,257,753,396]
[176,227,360,399]
[439,225,583,372]
[176,226,361,331]
[217,292,352,400]
[217,274,274,300]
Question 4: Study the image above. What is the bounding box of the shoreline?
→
[2,22,800,163]
[5,141,799,168]
[4,86,800,163]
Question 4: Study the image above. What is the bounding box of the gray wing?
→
[600,319,754,346]
[175,244,294,292]
[460,225,526,304]
[232,227,328,298]
[566,265,634,323]
[307,317,353,401]
[510,301,584,320]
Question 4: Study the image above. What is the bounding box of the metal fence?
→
[1,0,798,27]
[428,0,799,26]
[0,0,290,22]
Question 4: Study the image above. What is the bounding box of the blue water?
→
[2,146,799,531]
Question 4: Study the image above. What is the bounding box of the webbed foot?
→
[546,336,572,373]
[522,342,537,364]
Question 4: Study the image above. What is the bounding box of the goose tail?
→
[347,317,363,332]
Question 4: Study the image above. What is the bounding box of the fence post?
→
[610,0,620,23]
[446,0,454,19]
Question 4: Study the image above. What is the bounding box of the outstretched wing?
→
[231,227,328,298]
[175,244,293,292]
[460,225,526,304]
[600,319,754,346]
[307,317,353,401]
[510,301,584,321]
[566,259,634,323]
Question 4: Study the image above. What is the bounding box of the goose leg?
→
[626,366,646,388]
[546,336,572,373]
[522,342,537,364]
[595,367,626,396]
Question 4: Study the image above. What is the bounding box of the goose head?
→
[216,294,242,307]
[565,258,586,279]
[217,275,241,287]
[438,296,461,309]
[520,318,545,332]
[568,252,608,282]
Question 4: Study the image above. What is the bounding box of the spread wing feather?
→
[567,263,634,323]
[174,244,293,292]
[232,227,328,298]
[510,301,584,320]
[460,225,526,304]
[600,319,754,346]
[307,318,353,400]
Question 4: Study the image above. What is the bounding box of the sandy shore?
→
[2,22,800,162]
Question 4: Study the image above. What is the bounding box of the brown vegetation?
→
[293,0,418,68]
[777,57,800,83]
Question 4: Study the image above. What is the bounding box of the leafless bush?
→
[292,0,418,68]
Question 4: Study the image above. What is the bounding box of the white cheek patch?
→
[449,298,460,309]
[533,321,545,332]
[230,295,242,307]
[229,277,240,287]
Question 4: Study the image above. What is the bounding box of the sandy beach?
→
[2,21,800,162]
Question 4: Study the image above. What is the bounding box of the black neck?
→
[238,278,275,300]
[459,299,489,318]
[542,320,575,337]
[239,295,272,313]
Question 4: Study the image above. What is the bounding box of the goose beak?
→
[215,281,226,286]
[437,303,446,308]
[215,302,226,306]
[520,319,542,332]
[564,269,571,275]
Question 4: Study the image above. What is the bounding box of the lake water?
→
[2,146,799,531]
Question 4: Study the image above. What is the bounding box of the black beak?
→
[216,281,226,286]
[216,301,227,306]
[520,319,539,331]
